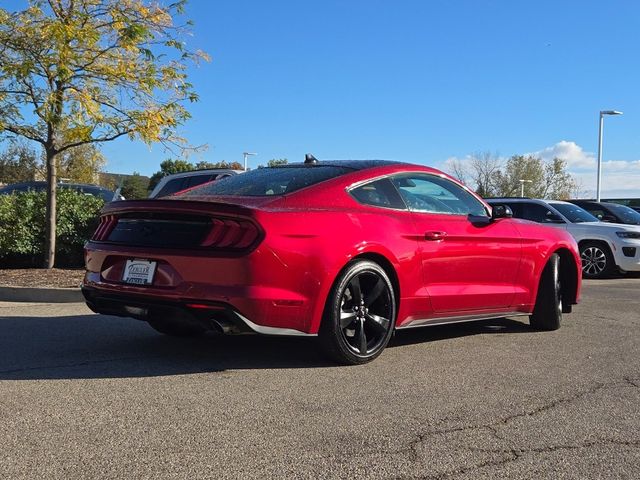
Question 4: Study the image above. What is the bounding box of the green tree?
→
[120,171,149,199]
[493,155,546,197]
[493,155,576,199]
[148,158,194,191]
[267,158,288,167]
[542,158,578,200]
[0,0,208,267]
[57,143,105,183]
[195,160,244,170]
[0,141,39,183]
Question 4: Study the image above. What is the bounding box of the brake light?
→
[200,218,261,250]
[92,214,118,241]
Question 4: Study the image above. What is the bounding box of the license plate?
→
[122,259,157,285]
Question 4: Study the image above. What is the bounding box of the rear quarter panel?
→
[253,199,426,333]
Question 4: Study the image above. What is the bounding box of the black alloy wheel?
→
[319,260,396,365]
[580,241,614,279]
[529,253,562,331]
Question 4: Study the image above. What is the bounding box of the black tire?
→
[580,241,615,279]
[147,316,207,337]
[319,260,396,365]
[529,253,562,331]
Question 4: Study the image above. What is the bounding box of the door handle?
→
[424,231,447,241]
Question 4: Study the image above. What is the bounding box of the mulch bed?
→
[0,268,85,288]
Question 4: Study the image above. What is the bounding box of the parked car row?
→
[0,181,123,202]
[486,198,640,279]
[0,169,240,202]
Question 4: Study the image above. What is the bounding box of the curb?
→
[0,286,84,303]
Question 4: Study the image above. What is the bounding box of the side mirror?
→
[601,214,616,223]
[545,212,565,223]
[491,204,513,220]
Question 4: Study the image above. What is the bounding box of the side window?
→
[520,203,558,223]
[585,207,605,220]
[350,178,406,209]
[391,174,487,216]
[505,203,522,218]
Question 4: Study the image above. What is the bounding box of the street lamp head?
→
[600,110,623,116]
[242,152,257,172]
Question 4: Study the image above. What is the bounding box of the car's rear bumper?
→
[83,242,320,334]
[81,286,315,337]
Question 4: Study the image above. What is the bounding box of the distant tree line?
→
[446,152,579,200]
[0,140,105,185]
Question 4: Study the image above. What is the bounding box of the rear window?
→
[178,166,353,197]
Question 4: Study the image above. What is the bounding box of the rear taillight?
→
[92,214,118,241]
[90,212,261,251]
[200,218,261,250]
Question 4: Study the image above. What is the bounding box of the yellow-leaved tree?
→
[0,0,208,267]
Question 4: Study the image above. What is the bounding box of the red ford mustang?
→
[82,159,581,364]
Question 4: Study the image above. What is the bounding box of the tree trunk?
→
[45,150,57,269]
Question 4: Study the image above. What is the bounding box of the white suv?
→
[487,198,640,279]
[149,169,242,198]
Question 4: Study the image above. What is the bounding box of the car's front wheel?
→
[319,260,396,365]
[580,241,614,279]
[529,253,562,331]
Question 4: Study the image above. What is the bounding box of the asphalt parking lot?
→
[0,278,638,479]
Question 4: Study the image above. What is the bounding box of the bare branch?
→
[1,124,46,145]
[56,129,134,154]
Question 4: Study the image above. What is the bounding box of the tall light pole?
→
[243,152,257,172]
[596,110,623,202]
[519,179,532,197]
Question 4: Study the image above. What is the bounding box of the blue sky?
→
[5,1,640,196]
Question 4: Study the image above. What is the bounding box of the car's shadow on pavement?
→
[0,314,532,380]
[390,316,532,347]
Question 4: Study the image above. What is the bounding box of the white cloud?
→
[573,171,640,198]
[530,140,596,168]
[529,141,640,197]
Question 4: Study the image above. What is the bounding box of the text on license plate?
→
[122,259,157,285]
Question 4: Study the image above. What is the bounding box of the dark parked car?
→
[568,200,640,225]
[83,160,581,365]
[0,181,122,202]
[598,198,640,213]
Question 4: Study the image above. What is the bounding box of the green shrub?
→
[0,189,103,267]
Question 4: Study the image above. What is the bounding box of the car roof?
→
[487,198,573,206]
[572,200,623,208]
[273,160,407,170]
[160,168,241,178]
[487,197,547,204]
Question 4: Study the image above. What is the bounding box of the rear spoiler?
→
[100,199,257,218]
